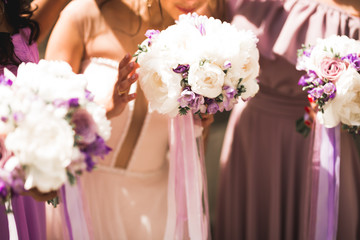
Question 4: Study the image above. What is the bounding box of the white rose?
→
[138,46,183,117]
[188,61,225,98]
[5,105,74,192]
[241,78,260,100]
[85,102,112,140]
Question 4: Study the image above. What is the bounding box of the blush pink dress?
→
[216,0,360,239]
[46,58,170,240]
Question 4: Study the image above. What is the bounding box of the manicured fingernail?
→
[307,96,314,103]
[304,120,312,126]
[304,106,310,113]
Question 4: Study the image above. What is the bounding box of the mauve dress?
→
[0,28,46,240]
[216,0,360,239]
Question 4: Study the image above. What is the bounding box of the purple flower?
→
[342,53,360,71]
[0,117,7,123]
[223,86,237,99]
[85,90,95,101]
[207,102,219,114]
[190,95,205,112]
[0,75,13,86]
[10,170,25,194]
[145,30,160,39]
[173,64,190,74]
[72,109,98,145]
[81,135,111,171]
[298,70,319,86]
[223,61,232,70]
[198,23,206,36]
[178,89,196,108]
[308,87,324,99]
[68,98,80,108]
[323,82,336,95]
[0,180,8,199]
[13,112,24,122]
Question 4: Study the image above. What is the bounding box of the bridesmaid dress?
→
[216,0,360,239]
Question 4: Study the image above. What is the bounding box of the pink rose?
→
[319,57,347,82]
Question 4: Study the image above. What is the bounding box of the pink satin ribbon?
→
[165,114,210,239]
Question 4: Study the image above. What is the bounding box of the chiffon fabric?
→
[216,0,360,239]
[0,28,47,240]
[46,58,170,240]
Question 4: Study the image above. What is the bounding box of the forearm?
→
[31,0,70,43]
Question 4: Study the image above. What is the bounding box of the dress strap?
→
[114,86,148,169]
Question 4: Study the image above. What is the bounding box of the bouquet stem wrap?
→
[59,180,92,240]
[165,114,210,240]
[309,123,340,240]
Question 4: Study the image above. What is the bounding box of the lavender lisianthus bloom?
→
[85,89,95,101]
[178,89,196,108]
[342,53,360,71]
[223,85,237,99]
[298,70,318,86]
[308,87,324,99]
[207,101,220,114]
[323,82,336,95]
[145,29,160,39]
[72,108,98,145]
[223,61,232,70]
[81,135,111,171]
[68,98,80,108]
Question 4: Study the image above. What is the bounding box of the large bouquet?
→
[297,35,360,133]
[135,13,259,117]
[135,13,259,240]
[0,60,111,208]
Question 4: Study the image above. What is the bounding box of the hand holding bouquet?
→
[135,13,260,117]
[297,35,360,134]
[0,60,111,209]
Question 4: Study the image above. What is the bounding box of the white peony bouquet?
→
[0,60,111,207]
[296,35,360,133]
[134,13,260,117]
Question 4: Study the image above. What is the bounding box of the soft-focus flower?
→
[323,82,336,95]
[318,57,347,82]
[72,108,98,145]
[308,87,324,99]
[188,61,225,98]
[5,105,74,192]
[85,102,112,141]
[207,101,219,114]
[342,53,360,71]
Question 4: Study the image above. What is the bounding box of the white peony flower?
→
[15,60,88,103]
[188,61,225,98]
[5,103,74,192]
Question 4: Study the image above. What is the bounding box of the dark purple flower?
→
[173,64,190,74]
[308,87,324,99]
[72,109,98,145]
[82,135,112,158]
[68,98,80,108]
[207,102,219,114]
[223,61,232,70]
[0,180,8,199]
[342,53,360,71]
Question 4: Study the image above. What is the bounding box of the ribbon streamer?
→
[309,123,340,240]
[164,114,210,239]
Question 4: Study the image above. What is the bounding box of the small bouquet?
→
[297,35,360,134]
[135,13,260,117]
[0,60,111,209]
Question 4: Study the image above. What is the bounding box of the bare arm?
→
[31,0,70,43]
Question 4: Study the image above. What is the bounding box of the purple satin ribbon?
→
[309,123,340,240]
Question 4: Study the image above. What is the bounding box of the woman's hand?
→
[106,54,138,119]
[25,188,58,202]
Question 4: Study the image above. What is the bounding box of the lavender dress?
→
[216,0,360,239]
[0,28,46,240]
